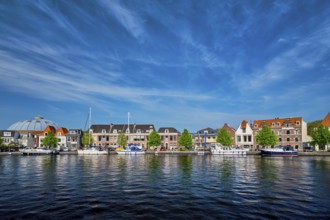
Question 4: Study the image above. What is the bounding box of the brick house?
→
[90,124,155,150]
[252,117,308,151]
[158,127,180,150]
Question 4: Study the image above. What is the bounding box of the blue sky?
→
[0,0,329,132]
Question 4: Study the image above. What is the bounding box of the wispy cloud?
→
[100,0,145,41]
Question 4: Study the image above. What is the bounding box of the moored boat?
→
[260,146,298,157]
[22,148,59,156]
[211,143,246,155]
[77,147,108,155]
[117,146,145,155]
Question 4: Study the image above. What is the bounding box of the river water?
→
[0,154,329,219]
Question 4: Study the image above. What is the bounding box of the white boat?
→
[117,146,145,155]
[77,107,108,155]
[77,147,108,155]
[116,112,145,155]
[211,143,246,155]
[23,148,59,155]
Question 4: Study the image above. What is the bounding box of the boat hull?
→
[117,150,145,155]
[260,150,298,157]
[23,150,59,156]
[77,149,108,155]
[211,150,246,155]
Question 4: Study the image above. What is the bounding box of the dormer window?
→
[58,132,62,136]
[165,129,169,133]
[113,129,117,134]
[126,128,130,134]
[276,122,280,126]
[296,121,300,125]
[254,124,258,128]
[272,122,275,127]
[137,129,141,133]
[102,129,106,134]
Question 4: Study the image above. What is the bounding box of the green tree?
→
[179,129,192,150]
[148,130,161,148]
[217,128,233,146]
[117,133,127,147]
[311,126,330,150]
[41,131,58,149]
[0,138,4,152]
[307,120,322,135]
[8,141,18,152]
[256,125,278,147]
[82,130,94,147]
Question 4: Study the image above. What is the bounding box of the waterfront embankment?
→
[1,151,330,156]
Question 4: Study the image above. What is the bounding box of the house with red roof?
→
[235,120,254,150]
[252,117,308,151]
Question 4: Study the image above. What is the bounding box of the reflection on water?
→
[0,155,330,219]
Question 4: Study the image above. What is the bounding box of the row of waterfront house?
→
[1,113,330,152]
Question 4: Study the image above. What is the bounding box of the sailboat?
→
[116,112,145,155]
[77,107,108,155]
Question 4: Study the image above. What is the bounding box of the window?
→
[102,129,106,134]
[69,130,76,134]
[286,130,290,134]
[243,136,247,142]
[237,136,241,142]
[272,122,275,127]
[278,131,281,135]
[126,128,130,134]
[165,129,169,133]
[296,121,300,125]
[287,138,290,142]
[276,122,280,127]
[248,135,252,142]
[58,132,62,136]
[279,138,282,142]
[113,129,117,134]
[137,129,141,133]
[3,132,11,136]
[295,137,299,142]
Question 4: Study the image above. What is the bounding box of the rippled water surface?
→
[0,154,330,219]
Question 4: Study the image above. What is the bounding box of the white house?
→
[235,120,254,150]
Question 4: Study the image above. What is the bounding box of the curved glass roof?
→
[8,116,58,131]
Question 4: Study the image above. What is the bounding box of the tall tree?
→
[307,120,322,135]
[311,126,330,150]
[82,130,94,147]
[148,130,161,148]
[256,125,278,147]
[217,128,233,146]
[0,138,4,151]
[42,131,58,149]
[117,133,127,147]
[179,129,192,149]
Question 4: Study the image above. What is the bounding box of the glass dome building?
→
[8,116,58,131]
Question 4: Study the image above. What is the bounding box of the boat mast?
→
[89,107,91,146]
[127,112,130,146]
